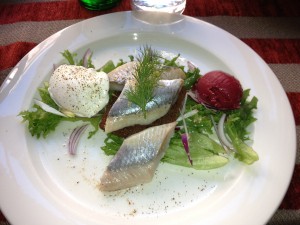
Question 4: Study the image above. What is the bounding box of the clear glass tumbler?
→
[79,0,121,10]
[131,0,186,14]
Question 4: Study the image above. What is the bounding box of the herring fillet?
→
[105,79,183,133]
[99,122,177,192]
[107,61,186,91]
[107,61,137,91]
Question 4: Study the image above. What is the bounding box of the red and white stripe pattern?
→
[0,0,299,224]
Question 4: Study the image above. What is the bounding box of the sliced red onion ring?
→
[176,109,198,122]
[217,114,234,150]
[175,126,181,131]
[187,90,200,103]
[181,133,193,165]
[34,99,66,117]
[187,90,219,111]
[82,48,92,68]
[68,124,89,155]
[210,114,234,152]
[179,93,193,165]
[53,63,58,72]
[187,61,197,72]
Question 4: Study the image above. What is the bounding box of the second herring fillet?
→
[99,122,177,192]
[105,79,183,133]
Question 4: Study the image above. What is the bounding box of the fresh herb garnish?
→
[125,46,162,118]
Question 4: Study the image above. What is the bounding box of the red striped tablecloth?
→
[0,0,299,224]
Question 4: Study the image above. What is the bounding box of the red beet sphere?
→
[195,71,243,110]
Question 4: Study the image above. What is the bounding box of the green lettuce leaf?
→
[19,105,63,139]
[163,132,228,170]
[225,115,259,165]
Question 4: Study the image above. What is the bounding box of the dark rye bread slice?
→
[99,88,186,138]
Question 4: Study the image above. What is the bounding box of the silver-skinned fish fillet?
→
[99,122,177,192]
[107,61,138,91]
[105,79,183,133]
[107,61,186,91]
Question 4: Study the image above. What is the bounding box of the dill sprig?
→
[125,46,162,118]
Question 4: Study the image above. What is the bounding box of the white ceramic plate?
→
[0,11,296,225]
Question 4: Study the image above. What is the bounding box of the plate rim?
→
[0,11,297,225]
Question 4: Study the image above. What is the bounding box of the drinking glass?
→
[131,0,186,14]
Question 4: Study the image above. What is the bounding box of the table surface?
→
[0,0,299,224]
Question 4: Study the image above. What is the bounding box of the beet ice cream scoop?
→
[195,71,243,110]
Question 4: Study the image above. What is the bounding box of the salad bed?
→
[20,47,259,171]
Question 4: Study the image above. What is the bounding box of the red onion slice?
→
[187,61,197,72]
[176,109,198,122]
[181,133,193,165]
[179,93,193,165]
[217,114,234,150]
[53,63,58,72]
[68,124,89,155]
[34,99,66,117]
[82,48,92,68]
[187,90,200,103]
[210,114,234,152]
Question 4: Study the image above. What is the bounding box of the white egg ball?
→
[48,64,109,118]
